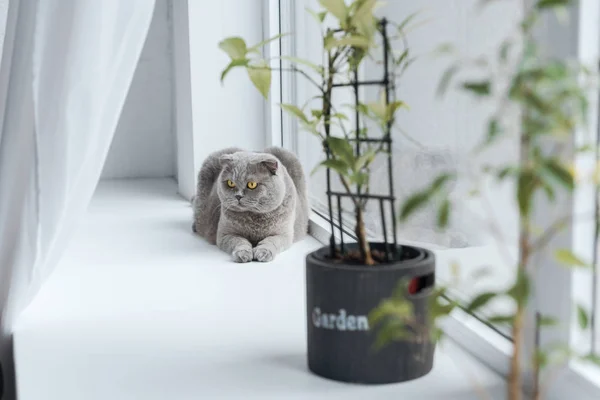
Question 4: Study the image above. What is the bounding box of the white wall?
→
[101,0,175,179]
[186,0,266,168]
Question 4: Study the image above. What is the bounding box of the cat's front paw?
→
[232,247,253,263]
[253,246,275,262]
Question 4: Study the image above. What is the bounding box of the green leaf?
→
[312,159,349,176]
[248,34,286,53]
[517,170,536,217]
[429,289,457,319]
[390,278,411,299]
[350,171,369,186]
[437,64,459,96]
[462,81,491,96]
[306,7,327,23]
[354,149,377,171]
[280,103,309,123]
[400,192,430,221]
[369,298,413,327]
[396,11,420,34]
[318,0,347,21]
[400,174,453,221]
[326,137,355,166]
[386,101,409,121]
[372,319,412,351]
[487,315,514,325]
[281,56,324,75]
[247,60,271,99]
[538,315,559,327]
[324,35,371,50]
[431,327,445,344]
[466,292,497,313]
[499,40,512,63]
[218,37,248,60]
[435,43,456,55]
[576,144,595,153]
[220,59,249,82]
[395,49,410,67]
[536,0,570,9]
[577,304,589,330]
[437,199,451,229]
[542,158,575,190]
[507,268,530,308]
[533,349,550,369]
[351,0,377,39]
[554,249,589,268]
[496,166,518,180]
[431,174,454,191]
[541,179,556,202]
[487,119,500,141]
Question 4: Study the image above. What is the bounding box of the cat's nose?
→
[235,194,243,201]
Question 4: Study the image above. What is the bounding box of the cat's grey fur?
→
[193,147,309,262]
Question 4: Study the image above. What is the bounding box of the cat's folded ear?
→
[255,154,278,175]
[219,154,234,167]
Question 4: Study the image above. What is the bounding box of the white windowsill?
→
[12,178,508,399]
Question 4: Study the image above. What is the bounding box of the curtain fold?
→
[0,0,156,398]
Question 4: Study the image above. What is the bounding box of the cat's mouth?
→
[226,200,261,213]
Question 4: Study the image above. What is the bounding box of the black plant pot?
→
[306,242,436,384]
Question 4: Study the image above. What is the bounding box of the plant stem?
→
[509,272,525,400]
[356,206,375,265]
[532,312,541,400]
[509,122,532,400]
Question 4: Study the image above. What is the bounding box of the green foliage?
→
[554,249,589,269]
[437,199,451,229]
[400,174,454,222]
[318,0,347,22]
[370,282,458,350]
[394,1,596,395]
[247,60,271,99]
[536,0,572,9]
[507,268,531,308]
[466,292,499,313]
[219,37,247,59]
[218,37,272,99]
[462,81,491,96]
[487,314,515,325]
[577,304,589,330]
[538,315,559,327]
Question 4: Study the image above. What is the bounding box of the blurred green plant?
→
[370,0,599,399]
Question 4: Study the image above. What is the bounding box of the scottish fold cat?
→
[193,147,309,262]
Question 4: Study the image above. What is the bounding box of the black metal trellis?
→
[325,19,398,262]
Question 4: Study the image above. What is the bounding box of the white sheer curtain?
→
[0,0,156,398]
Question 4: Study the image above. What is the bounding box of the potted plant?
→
[371,0,600,399]
[219,0,437,384]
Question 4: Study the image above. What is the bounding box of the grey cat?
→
[193,147,309,262]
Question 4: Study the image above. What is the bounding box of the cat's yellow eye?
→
[226,180,236,188]
[247,181,258,189]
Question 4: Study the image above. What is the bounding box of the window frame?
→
[269,0,600,398]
